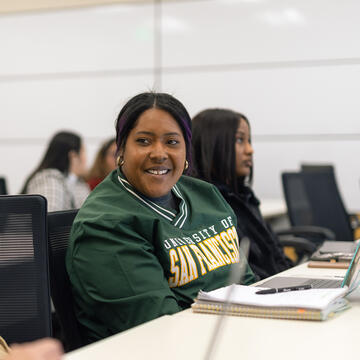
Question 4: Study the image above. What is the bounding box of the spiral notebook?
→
[192,285,349,321]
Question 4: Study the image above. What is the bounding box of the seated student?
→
[66,92,255,343]
[192,109,292,280]
[21,131,90,212]
[0,337,62,360]
[86,138,117,190]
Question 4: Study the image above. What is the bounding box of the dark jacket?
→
[216,183,292,280]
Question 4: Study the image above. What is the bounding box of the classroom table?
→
[64,263,360,360]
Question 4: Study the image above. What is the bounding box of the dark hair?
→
[115,92,192,173]
[86,138,116,181]
[21,131,82,193]
[192,108,252,193]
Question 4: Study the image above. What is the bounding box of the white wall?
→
[1,0,360,211]
[0,3,155,193]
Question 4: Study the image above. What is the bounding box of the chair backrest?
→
[0,195,51,343]
[301,169,353,241]
[301,164,334,174]
[47,209,83,352]
[282,172,313,226]
[0,177,8,195]
[282,170,353,241]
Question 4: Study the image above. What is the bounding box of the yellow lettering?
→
[181,245,198,282]
[228,226,240,246]
[214,235,232,264]
[203,239,226,266]
[189,244,212,275]
[198,243,220,269]
[227,227,240,262]
[177,247,190,286]
[220,231,237,263]
[168,249,179,288]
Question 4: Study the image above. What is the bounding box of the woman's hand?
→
[6,339,63,360]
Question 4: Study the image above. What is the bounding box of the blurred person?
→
[86,138,117,190]
[192,109,292,280]
[66,92,255,343]
[21,131,90,212]
[0,337,63,360]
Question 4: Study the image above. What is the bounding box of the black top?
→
[120,169,179,211]
[143,192,179,212]
[215,183,292,280]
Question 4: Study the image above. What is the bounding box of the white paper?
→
[198,285,348,310]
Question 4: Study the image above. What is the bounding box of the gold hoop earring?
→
[184,160,189,170]
[117,156,124,167]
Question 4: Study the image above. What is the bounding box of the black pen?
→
[255,284,312,295]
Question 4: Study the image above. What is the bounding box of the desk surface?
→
[65,263,359,360]
[259,198,287,219]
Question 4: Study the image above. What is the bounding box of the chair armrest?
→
[275,225,336,241]
[278,236,318,254]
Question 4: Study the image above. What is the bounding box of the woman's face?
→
[121,108,186,198]
[235,119,253,178]
[104,142,117,173]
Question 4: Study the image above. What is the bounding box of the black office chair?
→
[282,172,313,227]
[301,169,354,242]
[0,195,52,343]
[282,171,350,242]
[301,163,359,238]
[47,209,84,352]
[0,177,8,195]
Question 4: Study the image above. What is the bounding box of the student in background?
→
[192,109,292,280]
[21,131,89,212]
[86,138,117,190]
[66,92,255,343]
[0,337,63,360]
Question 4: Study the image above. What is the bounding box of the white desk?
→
[259,198,287,220]
[65,263,360,360]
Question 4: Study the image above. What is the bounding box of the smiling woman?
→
[66,92,256,344]
[120,108,186,198]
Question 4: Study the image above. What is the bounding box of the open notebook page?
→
[197,285,348,310]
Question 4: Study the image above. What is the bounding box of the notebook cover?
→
[191,301,324,321]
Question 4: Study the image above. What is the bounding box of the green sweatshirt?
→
[66,170,255,342]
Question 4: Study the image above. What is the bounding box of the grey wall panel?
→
[1,73,154,194]
[253,140,360,211]
[162,0,360,67]
[161,66,360,135]
[0,3,154,75]
[1,74,154,139]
